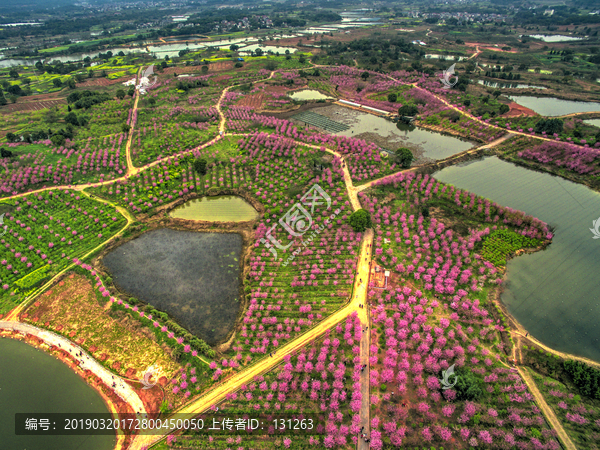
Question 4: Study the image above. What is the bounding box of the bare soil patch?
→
[504,101,537,117]
[24,274,181,380]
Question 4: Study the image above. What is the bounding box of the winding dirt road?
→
[2,64,594,450]
[518,367,577,450]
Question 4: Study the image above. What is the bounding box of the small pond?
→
[524,34,585,42]
[434,156,600,363]
[0,338,115,450]
[170,195,258,222]
[478,80,546,89]
[103,229,242,345]
[0,58,32,68]
[46,48,145,63]
[238,44,296,54]
[584,119,600,128]
[289,90,334,101]
[424,54,468,61]
[508,96,600,117]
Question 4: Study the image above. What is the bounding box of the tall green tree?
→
[348,209,372,232]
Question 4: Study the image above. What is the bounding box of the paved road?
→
[356,230,373,450]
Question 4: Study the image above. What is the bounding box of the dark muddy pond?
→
[170,195,258,222]
[103,229,242,345]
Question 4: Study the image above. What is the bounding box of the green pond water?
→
[508,96,600,117]
[584,119,600,128]
[0,338,115,450]
[434,156,600,363]
[169,195,258,222]
[289,90,334,101]
[103,228,242,345]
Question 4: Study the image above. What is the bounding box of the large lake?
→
[434,156,600,363]
[508,96,600,117]
[0,338,115,450]
[103,229,242,345]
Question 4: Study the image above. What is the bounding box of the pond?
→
[434,156,600,363]
[169,195,259,222]
[289,90,334,101]
[524,34,585,42]
[508,96,600,117]
[46,48,145,63]
[478,80,547,90]
[584,119,600,128]
[0,338,115,450]
[424,54,468,61]
[148,43,206,59]
[238,44,296,54]
[103,229,242,345]
[303,105,474,163]
[0,58,35,68]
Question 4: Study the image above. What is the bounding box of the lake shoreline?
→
[0,329,130,449]
[433,155,600,364]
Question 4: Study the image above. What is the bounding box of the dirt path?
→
[556,111,600,119]
[468,46,481,60]
[512,330,600,371]
[518,366,578,450]
[125,67,143,173]
[130,286,370,449]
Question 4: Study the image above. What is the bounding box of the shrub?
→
[395,147,414,168]
[454,369,483,401]
[348,209,372,232]
[398,104,419,116]
[193,158,208,175]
